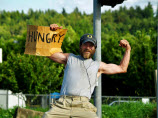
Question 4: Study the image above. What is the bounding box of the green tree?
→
[0,4,157,96]
[0,53,64,94]
[143,2,154,18]
[62,8,67,16]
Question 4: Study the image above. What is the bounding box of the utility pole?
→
[156,20,158,118]
[93,0,126,118]
[93,0,102,118]
[0,48,2,63]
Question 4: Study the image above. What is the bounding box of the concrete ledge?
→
[16,108,44,118]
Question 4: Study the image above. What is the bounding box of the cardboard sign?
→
[24,25,67,56]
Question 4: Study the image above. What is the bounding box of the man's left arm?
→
[97,40,131,77]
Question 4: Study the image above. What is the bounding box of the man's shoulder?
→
[69,53,80,58]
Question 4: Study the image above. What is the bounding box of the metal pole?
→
[49,94,51,108]
[93,0,102,118]
[0,48,2,63]
[18,94,19,107]
[156,19,158,118]
[6,90,8,109]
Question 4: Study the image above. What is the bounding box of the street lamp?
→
[99,0,126,7]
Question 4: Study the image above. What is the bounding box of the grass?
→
[102,102,156,118]
[25,106,49,112]
[0,107,17,118]
[0,102,156,118]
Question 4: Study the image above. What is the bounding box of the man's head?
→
[79,33,97,59]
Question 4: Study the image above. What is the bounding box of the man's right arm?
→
[48,24,69,65]
[48,53,70,65]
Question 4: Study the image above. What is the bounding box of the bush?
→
[0,107,17,118]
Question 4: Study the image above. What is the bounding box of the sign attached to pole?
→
[24,25,67,56]
[0,48,2,63]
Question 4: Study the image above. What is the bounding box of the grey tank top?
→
[60,53,100,99]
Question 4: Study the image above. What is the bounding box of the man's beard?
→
[80,48,95,59]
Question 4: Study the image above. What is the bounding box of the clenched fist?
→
[119,40,131,51]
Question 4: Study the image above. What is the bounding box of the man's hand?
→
[119,39,131,51]
[50,24,63,31]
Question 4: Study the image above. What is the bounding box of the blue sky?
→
[0,0,157,14]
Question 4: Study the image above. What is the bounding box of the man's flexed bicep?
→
[48,53,70,65]
[98,62,127,77]
[97,39,131,77]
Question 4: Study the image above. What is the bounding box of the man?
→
[43,24,131,118]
